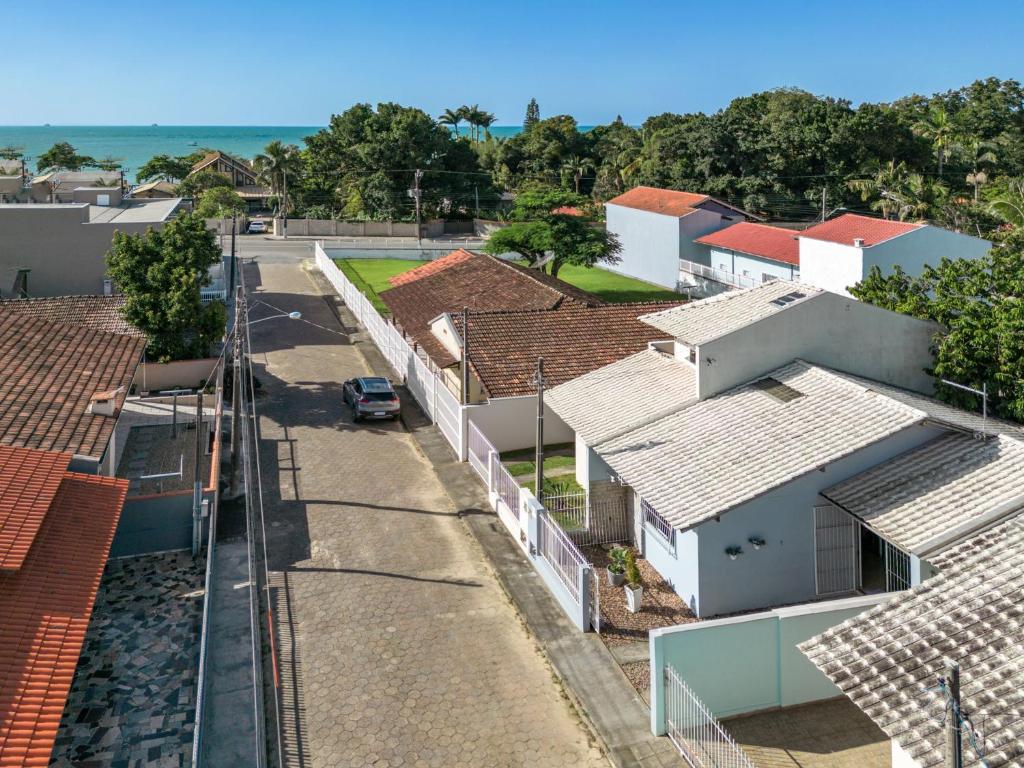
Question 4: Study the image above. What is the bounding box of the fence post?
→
[650,632,667,735]
[524,493,541,557]
[579,563,593,633]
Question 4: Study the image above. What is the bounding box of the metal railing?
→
[467,421,494,482]
[679,259,761,290]
[537,510,586,604]
[493,460,521,514]
[665,665,757,768]
[201,287,228,304]
[642,497,676,549]
[544,491,587,530]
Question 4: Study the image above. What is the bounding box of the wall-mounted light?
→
[748,536,766,551]
[725,545,743,560]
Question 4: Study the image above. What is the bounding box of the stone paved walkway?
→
[247,256,608,768]
[50,551,203,767]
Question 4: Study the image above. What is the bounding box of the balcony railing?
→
[679,259,761,290]
[200,287,227,304]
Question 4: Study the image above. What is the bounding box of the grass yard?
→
[500,443,582,495]
[334,258,423,313]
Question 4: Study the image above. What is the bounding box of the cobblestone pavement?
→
[247,258,608,768]
[50,551,203,767]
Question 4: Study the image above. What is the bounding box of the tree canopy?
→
[106,213,226,362]
[36,142,96,172]
[138,154,196,183]
[194,186,246,218]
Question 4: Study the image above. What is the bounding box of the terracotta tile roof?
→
[797,213,922,248]
[0,296,143,337]
[0,313,146,461]
[456,301,682,398]
[380,251,603,364]
[0,447,71,572]
[606,186,710,217]
[695,222,800,266]
[0,456,127,768]
[387,249,475,288]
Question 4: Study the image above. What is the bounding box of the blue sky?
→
[5,0,1023,126]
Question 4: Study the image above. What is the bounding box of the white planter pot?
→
[624,584,643,613]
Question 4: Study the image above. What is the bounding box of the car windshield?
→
[361,378,392,393]
[362,392,395,402]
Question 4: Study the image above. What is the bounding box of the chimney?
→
[853,237,865,247]
[88,386,125,417]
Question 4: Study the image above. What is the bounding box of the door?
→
[814,504,861,595]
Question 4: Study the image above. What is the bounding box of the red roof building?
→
[695,222,800,266]
[606,187,712,217]
[0,446,128,767]
[796,213,922,248]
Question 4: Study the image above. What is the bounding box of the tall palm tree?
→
[848,161,912,220]
[253,141,302,217]
[960,137,998,201]
[913,104,957,177]
[561,154,595,194]
[475,110,496,141]
[462,104,481,142]
[438,108,464,137]
[988,178,1024,227]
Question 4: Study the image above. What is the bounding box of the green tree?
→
[194,186,246,218]
[960,137,998,200]
[438,108,464,137]
[913,104,958,177]
[524,98,540,130]
[561,154,595,195]
[988,176,1024,226]
[176,169,233,198]
[253,140,302,217]
[94,155,123,172]
[36,141,95,171]
[138,154,194,183]
[106,213,227,362]
[0,145,23,161]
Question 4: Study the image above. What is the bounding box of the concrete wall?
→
[680,209,740,267]
[691,423,943,616]
[649,593,884,730]
[72,187,123,206]
[0,204,166,296]
[643,522,699,613]
[695,291,940,399]
[466,395,573,452]
[706,246,798,282]
[110,489,213,557]
[281,218,421,237]
[136,358,220,393]
[604,205,684,289]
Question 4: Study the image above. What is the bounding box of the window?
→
[642,498,675,549]
[769,290,807,307]
[752,377,804,403]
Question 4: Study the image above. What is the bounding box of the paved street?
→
[243,240,607,768]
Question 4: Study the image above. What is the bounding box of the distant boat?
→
[43,123,50,127]
[188,141,198,146]
[151,123,158,127]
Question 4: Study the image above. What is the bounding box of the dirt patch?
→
[621,661,651,703]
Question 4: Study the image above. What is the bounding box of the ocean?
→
[0,124,559,181]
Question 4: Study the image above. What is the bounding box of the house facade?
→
[188,150,270,211]
[689,221,801,295]
[604,186,752,289]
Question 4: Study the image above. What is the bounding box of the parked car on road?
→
[247,220,266,234]
[343,376,401,421]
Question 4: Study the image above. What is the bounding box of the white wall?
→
[892,739,920,768]
[695,291,940,399]
[680,209,737,267]
[604,204,684,288]
[796,238,865,297]
[707,246,798,282]
[467,395,573,452]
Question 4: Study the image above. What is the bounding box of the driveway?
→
[244,250,607,768]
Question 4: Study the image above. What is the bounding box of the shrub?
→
[624,550,641,587]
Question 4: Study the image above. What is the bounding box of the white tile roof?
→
[545,348,697,445]
[800,516,1024,768]
[639,280,822,345]
[823,433,1024,555]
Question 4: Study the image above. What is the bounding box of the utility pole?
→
[413,169,423,247]
[534,357,545,503]
[229,286,244,498]
[474,185,480,218]
[282,168,288,239]
[460,306,470,405]
[229,212,237,295]
[821,186,827,222]
[945,662,963,768]
[192,389,204,556]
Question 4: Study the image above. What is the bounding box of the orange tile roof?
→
[0,296,142,338]
[606,186,710,217]
[0,447,71,572]
[0,456,127,768]
[0,313,146,461]
[695,222,801,266]
[797,213,923,248]
[387,248,475,288]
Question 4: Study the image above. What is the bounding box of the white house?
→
[545,281,1024,617]
[604,186,752,289]
[796,213,991,296]
[689,221,800,294]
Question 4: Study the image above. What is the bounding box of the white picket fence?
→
[315,243,466,459]
[665,665,757,768]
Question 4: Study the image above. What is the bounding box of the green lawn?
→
[336,257,681,312]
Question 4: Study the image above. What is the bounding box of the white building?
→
[687,221,801,295]
[604,186,751,289]
[796,213,991,297]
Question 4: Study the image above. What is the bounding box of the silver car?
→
[343,376,401,421]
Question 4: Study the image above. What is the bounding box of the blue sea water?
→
[0,124,550,181]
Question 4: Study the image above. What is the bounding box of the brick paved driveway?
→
[247,257,607,768]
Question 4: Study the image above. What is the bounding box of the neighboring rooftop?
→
[801,515,1024,768]
[797,213,922,248]
[452,300,681,398]
[0,447,127,768]
[546,348,696,445]
[695,222,800,266]
[0,295,141,337]
[387,248,475,288]
[639,280,822,345]
[129,180,177,197]
[0,445,69,571]
[86,197,182,223]
[0,312,146,460]
[593,360,1024,531]
[606,186,711,217]
[32,170,120,187]
[822,432,1024,556]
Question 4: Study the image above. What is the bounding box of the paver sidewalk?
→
[246,259,607,768]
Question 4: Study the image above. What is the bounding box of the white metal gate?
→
[665,665,756,768]
[884,540,912,591]
[814,504,861,596]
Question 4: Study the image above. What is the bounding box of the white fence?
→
[315,243,466,459]
[679,259,761,291]
[664,665,756,768]
[545,490,631,547]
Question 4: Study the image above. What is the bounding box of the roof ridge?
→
[490,256,604,305]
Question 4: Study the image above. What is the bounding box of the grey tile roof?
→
[545,348,697,445]
[800,516,1024,768]
[639,280,822,345]
[823,433,1024,555]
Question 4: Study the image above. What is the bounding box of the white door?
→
[814,504,861,595]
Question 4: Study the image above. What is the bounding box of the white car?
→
[247,220,266,234]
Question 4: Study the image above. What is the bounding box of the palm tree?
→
[913,104,957,177]
[848,161,911,220]
[475,110,496,141]
[253,141,302,217]
[463,104,481,141]
[561,154,595,195]
[960,137,998,201]
[988,178,1024,227]
[438,108,464,137]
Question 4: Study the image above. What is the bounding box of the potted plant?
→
[725,545,743,560]
[624,550,643,613]
[748,536,766,551]
[607,546,627,586]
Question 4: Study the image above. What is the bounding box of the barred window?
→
[642,498,675,548]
